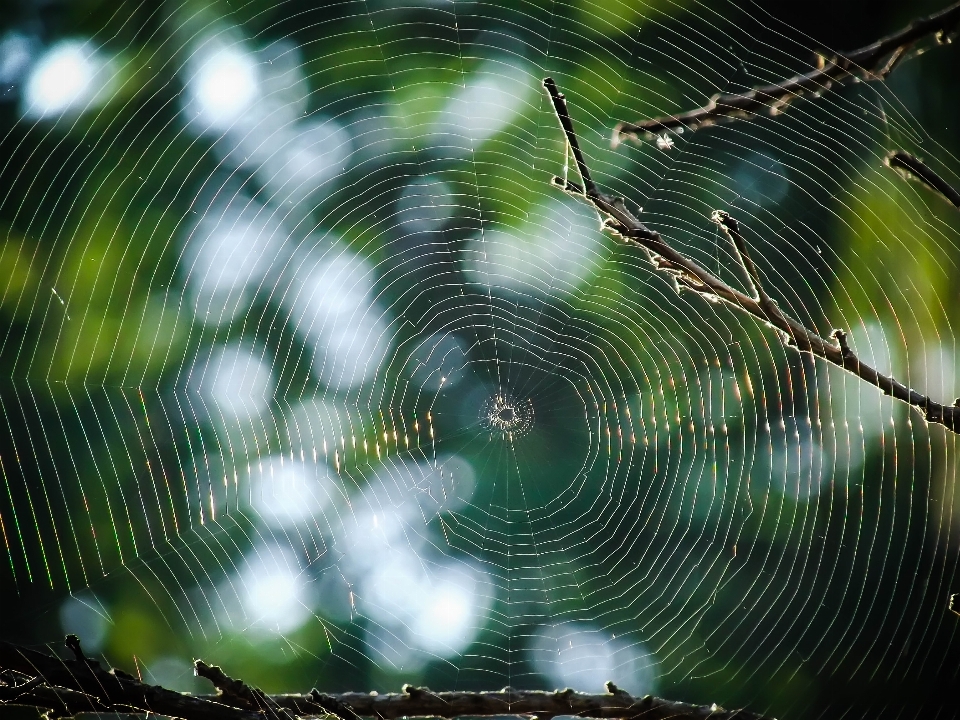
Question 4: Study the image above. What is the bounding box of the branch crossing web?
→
[0,0,959,716]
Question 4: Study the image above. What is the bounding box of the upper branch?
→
[886,150,960,210]
[543,79,960,435]
[542,78,831,347]
[615,0,960,140]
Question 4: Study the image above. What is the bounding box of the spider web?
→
[1,0,959,716]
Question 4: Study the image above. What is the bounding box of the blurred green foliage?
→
[1,0,959,717]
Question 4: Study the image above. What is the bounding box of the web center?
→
[480,393,534,438]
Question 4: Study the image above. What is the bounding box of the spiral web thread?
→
[0,0,958,716]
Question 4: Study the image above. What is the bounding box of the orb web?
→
[479,392,534,436]
[0,0,958,716]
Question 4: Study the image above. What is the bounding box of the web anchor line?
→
[542,77,960,435]
[613,0,960,140]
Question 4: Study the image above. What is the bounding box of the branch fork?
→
[542,77,960,434]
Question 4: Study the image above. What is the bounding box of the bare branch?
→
[885,150,960,210]
[308,691,364,720]
[709,210,778,316]
[194,660,299,720]
[615,0,960,140]
[0,639,262,720]
[543,79,960,435]
[0,640,775,720]
[1,669,114,718]
[264,684,773,720]
[543,77,600,196]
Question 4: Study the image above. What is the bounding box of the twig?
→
[194,661,363,720]
[543,78,960,434]
[0,640,773,720]
[0,638,262,720]
[195,660,299,720]
[0,640,767,720]
[309,690,363,720]
[543,78,600,196]
[615,0,960,139]
[709,210,778,317]
[63,635,98,672]
[0,670,111,719]
[263,684,772,720]
[885,150,960,209]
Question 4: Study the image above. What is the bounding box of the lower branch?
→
[0,671,113,718]
[0,639,262,720]
[195,660,299,720]
[266,685,772,720]
[0,639,775,720]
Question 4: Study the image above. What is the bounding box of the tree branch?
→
[0,639,774,720]
[614,0,960,140]
[0,639,263,720]
[543,78,960,434]
[885,150,960,210]
[194,660,299,720]
[1,669,116,719]
[264,684,772,720]
[709,210,778,316]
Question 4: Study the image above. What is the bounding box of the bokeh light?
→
[22,39,115,118]
[2,2,959,716]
